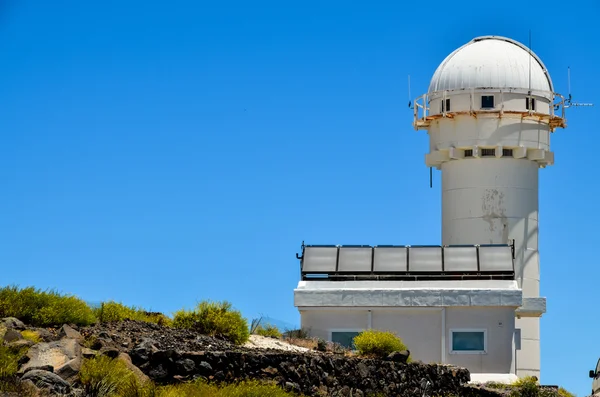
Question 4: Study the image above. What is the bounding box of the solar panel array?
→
[301,245,514,275]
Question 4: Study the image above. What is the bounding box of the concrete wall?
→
[445,307,516,374]
[299,307,516,374]
[372,309,442,364]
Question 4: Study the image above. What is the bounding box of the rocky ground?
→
[0,317,573,397]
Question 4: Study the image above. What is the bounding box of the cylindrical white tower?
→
[413,36,567,379]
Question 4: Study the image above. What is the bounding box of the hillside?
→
[0,286,577,397]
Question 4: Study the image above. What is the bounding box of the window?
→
[331,331,361,349]
[526,97,536,111]
[464,149,473,158]
[450,329,487,354]
[441,99,450,112]
[502,148,513,157]
[481,95,494,109]
[481,148,495,157]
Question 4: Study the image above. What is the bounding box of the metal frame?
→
[449,328,488,355]
[296,241,516,281]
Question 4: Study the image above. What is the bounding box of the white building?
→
[294,36,569,381]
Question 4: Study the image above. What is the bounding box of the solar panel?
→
[302,247,338,272]
[373,247,407,272]
[479,246,514,271]
[408,247,443,272]
[444,246,478,271]
[338,247,372,272]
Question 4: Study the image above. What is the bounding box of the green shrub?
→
[0,344,32,394]
[20,330,41,344]
[353,329,409,359]
[255,324,282,339]
[0,285,95,327]
[95,301,171,326]
[557,387,576,397]
[0,345,23,378]
[172,301,250,345]
[79,355,138,397]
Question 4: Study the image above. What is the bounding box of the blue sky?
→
[0,0,598,394]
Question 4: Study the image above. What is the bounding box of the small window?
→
[441,99,451,112]
[450,329,487,354]
[481,148,495,157]
[331,331,360,349]
[502,148,513,157]
[481,95,495,109]
[464,149,473,158]
[526,97,536,111]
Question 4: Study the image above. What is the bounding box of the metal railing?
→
[296,241,515,281]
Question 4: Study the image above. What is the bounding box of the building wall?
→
[299,306,516,374]
[371,309,442,364]
[445,307,516,374]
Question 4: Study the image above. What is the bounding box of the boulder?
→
[21,369,71,394]
[82,347,98,358]
[3,329,23,343]
[19,338,82,381]
[58,324,83,342]
[387,350,411,363]
[7,339,34,349]
[30,328,56,342]
[1,317,25,330]
[130,338,159,365]
[118,352,150,384]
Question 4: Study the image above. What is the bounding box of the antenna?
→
[528,30,532,95]
[563,66,594,108]
[408,75,413,109]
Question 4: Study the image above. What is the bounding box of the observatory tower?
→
[294,35,576,382]
[412,36,567,378]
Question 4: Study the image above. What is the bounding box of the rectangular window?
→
[464,149,473,157]
[450,329,487,354]
[502,148,513,157]
[526,97,536,111]
[481,148,495,157]
[441,99,450,112]
[331,331,360,349]
[481,95,494,109]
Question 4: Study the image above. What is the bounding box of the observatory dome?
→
[428,36,554,97]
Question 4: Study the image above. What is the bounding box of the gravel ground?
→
[80,320,314,354]
[243,334,311,352]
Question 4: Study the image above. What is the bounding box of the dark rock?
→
[2,317,25,330]
[91,337,114,350]
[176,358,196,374]
[23,365,54,373]
[387,350,411,363]
[21,369,71,394]
[148,363,169,380]
[131,338,159,365]
[100,347,121,359]
[3,329,23,342]
[198,361,213,375]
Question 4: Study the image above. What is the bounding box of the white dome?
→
[428,36,554,97]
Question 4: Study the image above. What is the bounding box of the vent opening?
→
[502,149,514,157]
[464,149,473,158]
[481,148,496,157]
